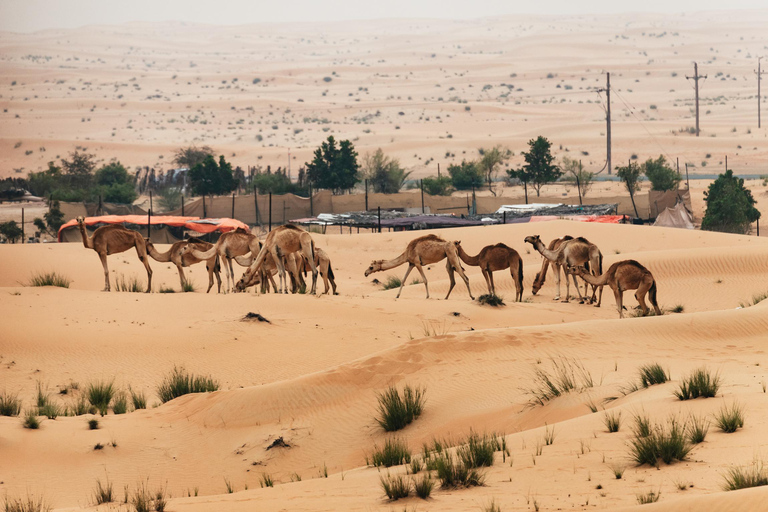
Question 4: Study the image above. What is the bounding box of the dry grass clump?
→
[687,414,709,444]
[636,490,660,504]
[3,494,50,512]
[435,452,485,488]
[380,473,410,500]
[412,473,434,499]
[477,293,505,307]
[629,416,691,466]
[673,367,720,400]
[93,478,114,504]
[376,384,426,432]
[157,366,219,403]
[87,380,115,416]
[714,402,745,433]
[638,363,669,387]
[457,431,499,468]
[23,410,40,429]
[604,410,622,432]
[526,356,593,406]
[0,391,22,416]
[371,437,411,467]
[722,463,768,491]
[28,271,71,288]
[130,387,147,409]
[382,275,402,290]
[115,274,145,293]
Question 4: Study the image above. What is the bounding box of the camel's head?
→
[235,267,258,292]
[364,260,383,277]
[531,271,543,295]
[179,244,191,256]
[76,216,85,225]
[524,235,541,246]
[569,265,587,276]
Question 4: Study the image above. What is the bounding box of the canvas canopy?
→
[57,215,249,242]
[653,202,694,229]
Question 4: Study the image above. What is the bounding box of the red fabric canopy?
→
[58,215,249,241]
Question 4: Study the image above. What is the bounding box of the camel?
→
[531,235,595,299]
[236,224,318,294]
[144,238,222,293]
[184,228,261,293]
[75,216,153,292]
[234,251,304,294]
[364,234,474,300]
[524,234,602,303]
[300,247,338,295]
[450,242,524,301]
[569,260,661,318]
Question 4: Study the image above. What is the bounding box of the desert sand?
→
[1,219,768,511]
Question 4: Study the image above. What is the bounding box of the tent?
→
[58,215,249,243]
[653,202,694,229]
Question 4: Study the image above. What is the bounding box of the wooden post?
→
[231,192,235,219]
[365,179,368,211]
[685,163,690,190]
[269,192,272,231]
[420,179,425,213]
[21,207,24,243]
[576,159,583,206]
[437,162,441,178]
[181,193,185,216]
[149,190,153,215]
[309,184,313,217]
[503,211,506,225]
[377,206,381,233]
[147,205,151,239]
[202,196,207,218]
[253,191,259,224]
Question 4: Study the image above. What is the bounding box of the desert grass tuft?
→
[434,452,485,488]
[526,356,594,406]
[413,473,434,499]
[376,384,426,432]
[182,280,196,293]
[130,387,147,410]
[115,274,145,293]
[629,417,691,466]
[70,395,94,416]
[28,271,70,288]
[639,363,669,387]
[3,493,50,512]
[158,286,175,294]
[722,463,768,491]
[131,482,153,512]
[477,293,505,307]
[714,402,745,433]
[604,410,622,433]
[608,462,626,479]
[112,392,128,414]
[687,414,709,444]
[224,477,234,494]
[260,473,274,488]
[673,367,720,400]
[38,402,60,419]
[380,473,410,501]
[371,437,411,467]
[0,391,22,416]
[483,499,502,512]
[23,410,40,429]
[457,431,499,468]
[409,457,423,474]
[87,380,115,416]
[157,366,219,403]
[382,275,402,290]
[636,490,660,504]
[93,477,114,504]
[154,488,167,512]
[88,418,99,430]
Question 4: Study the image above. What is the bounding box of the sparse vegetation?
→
[28,271,71,288]
[380,474,410,500]
[435,452,485,488]
[0,391,22,416]
[23,410,40,429]
[413,473,434,499]
[130,388,147,409]
[526,356,594,406]
[477,293,505,307]
[722,463,768,491]
[112,392,128,414]
[157,366,219,403]
[457,432,499,468]
[87,380,115,416]
[94,478,114,504]
[629,416,691,466]
[604,411,622,432]
[609,462,625,479]
[673,367,720,400]
[371,437,411,467]
[260,473,274,488]
[714,402,744,433]
[376,384,426,432]
[382,275,402,290]
[639,363,669,387]
[3,494,50,512]
[687,414,709,444]
[636,490,660,504]
[88,418,99,430]
[115,274,145,293]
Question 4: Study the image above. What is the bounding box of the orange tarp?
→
[57,215,249,242]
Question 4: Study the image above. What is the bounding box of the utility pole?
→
[757,57,765,129]
[597,72,612,174]
[686,62,707,136]
[287,148,291,181]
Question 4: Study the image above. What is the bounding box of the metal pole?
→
[420,179,425,213]
[437,162,441,178]
[269,192,272,231]
[503,211,506,225]
[685,163,690,190]
[576,159,583,205]
[253,191,259,224]
[606,72,612,175]
[202,196,206,218]
[377,206,381,233]
[231,192,235,219]
[365,179,368,211]
[147,205,151,239]
[726,155,728,170]
[181,193,185,216]
[309,184,313,217]
[149,190,153,215]
[21,207,24,243]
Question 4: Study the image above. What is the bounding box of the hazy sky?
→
[1,0,765,32]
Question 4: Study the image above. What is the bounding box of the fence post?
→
[421,179,425,213]
[21,207,25,243]
[269,192,272,231]
[503,211,506,225]
[253,191,259,225]
[147,206,151,239]
[231,192,235,219]
[202,196,207,218]
[181,193,184,216]
[365,179,369,211]
[377,206,381,233]
[309,184,314,217]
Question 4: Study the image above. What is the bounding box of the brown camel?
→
[184,228,261,292]
[234,251,304,294]
[524,234,602,303]
[75,216,153,292]
[531,235,595,299]
[145,238,222,293]
[451,242,524,301]
[236,224,318,294]
[364,234,474,300]
[569,260,661,318]
[299,246,338,295]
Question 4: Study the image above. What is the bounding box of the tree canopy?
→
[477,145,512,196]
[305,136,360,194]
[561,156,598,200]
[448,160,483,190]
[421,176,453,196]
[188,155,237,198]
[615,161,642,217]
[0,220,23,243]
[363,148,411,194]
[642,155,681,191]
[173,145,214,170]
[507,136,562,200]
[701,169,760,234]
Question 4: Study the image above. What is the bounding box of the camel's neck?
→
[457,245,480,266]
[78,223,94,249]
[577,270,608,286]
[535,241,559,262]
[147,245,172,262]
[535,258,551,285]
[191,246,216,260]
[379,252,409,271]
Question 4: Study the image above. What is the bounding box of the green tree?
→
[305,136,360,194]
[616,161,642,217]
[421,176,453,196]
[173,145,214,170]
[95,161,137,203]
[0,220,23,243]
[27,161,64,199]
[188,155,237,200]
[561,156,599,202]
[701,169,760,234]
[61,150,97,192]
[363,148,411,194]
[44,200,65,234]
[34,217,47,234]
[448,160,483,190]
[642,155,681,191]
[478,145,512,196]
[508,136,561,202]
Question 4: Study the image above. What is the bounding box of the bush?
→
[639,363,668,387]
[88,418,99,430]
[629,417,691,466]
[380,474,410,501]
[376,384,426,432]
[702,169,761,234]
[448,160,483,190]
[723,463,768,491]
[642,155,681,191]
[23,410,40,429]
[687,414,709,444]
[421,176,453,196]
[413,473,434,499]
[28,271,71,288]
[87,380,115,416]
[112,392,128,414]
[3,494,50,512]
[714,402,744,433]
[435,453,485,488]
[477,293,504,306]
[94,478,114,504]
[526,356,594,406]
[457,432,499,468]
[157,367,219,403]
[0,220,23,243]
[604,411,622,432]
[673,367,720,400]
[382,275,402,290]
[0,391,22,416]
[371,437,411,467]
[130,388,147,409]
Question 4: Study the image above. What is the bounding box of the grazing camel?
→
[75,216,153,292]
[236,224,318,294]
[144,238,221,293]
[450,242,524,301]
[234,251,304,294]
[524,234,602,303]
[531,235,594,299]
[184,228,261,293]
[364,234,474,300]
[300,247,338,295]
[569,260,661,318]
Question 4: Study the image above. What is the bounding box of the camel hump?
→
[414,234,444,243]
[574,236,591,244]
[561,235,574,241]
[622,259,649,272]
[492,243,512,250]
[280,223,305,232]
[186,236,205,244]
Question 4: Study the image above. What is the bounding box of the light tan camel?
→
[234,251,303,294]
[145,238,221,293]
[450,242,524,301]
[524,235,602,303]
[364,234,474,300]
[76,216,153,292]
[236,224,318,294]
[184,228,261,292]
[299,246,337,295]
[531,235,595,300]
[569,260,661,318]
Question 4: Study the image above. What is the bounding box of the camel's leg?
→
[635,283,652,316]
[444,260,456,299]
[571,272,586,303]
[176,264,187,291]
[596,283,603,307]
[320,260,331,294]
[205,262,214,293]
[486,270,496,296]
[397,264,416,299]
[614,288,625,319]
[451,256,474,300]
[481,269,493,296]
[553,263,562,301]
[99,252,111,292]
[415,264,431,299]
[301,243,318,295]
[136,245,152,293]
[510,265,522,302]
[270,248,288,293]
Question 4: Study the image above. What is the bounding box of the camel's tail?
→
[328,262,335,280]
[649,279,659,310]
[214,255,221,273]
[597,251,603,275]
[518,256,523,287]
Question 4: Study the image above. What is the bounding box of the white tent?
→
[653,201,694,229]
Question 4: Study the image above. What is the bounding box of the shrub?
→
[380,474,410,501]
[435,452,485,488]
[112,392,128,414]
[115,274,145,293]
[702,169,761,234]
[609,462,625,479]
[28,271,71,288]
[157,367,219,403]
[87,380,115,416]
[382,275,402,290]
[714,402,744,433]
[94,478,114,504]
[642,155,681,191]
[629,417,691,466]
[674,367,720,400]
[526,356,593,406]
[376,384,426,432]
[448,160,483,190]
[3,494,50,512]
[633,413,652,438]
[477,293,505,307]
[687,414,709,444]
[636,490,660,504]
[409,457,423,474]
[421,176,453,196]
[723,463,768,491]
[371,437,411,467]
[604,411,622,432]
[182,280,196,293]
[457,431,499,468]
[38,403,60,419]
[130,388,147,409]
[0,391,22,416]
[23,410,40,429]
[88,418,99,430]
[639,363,668,387]
[413,473,434,499]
